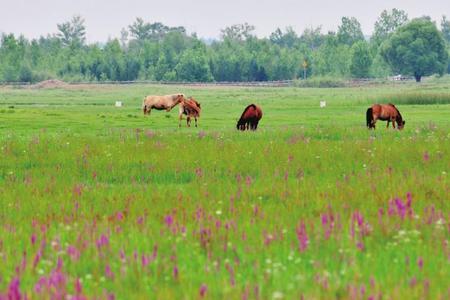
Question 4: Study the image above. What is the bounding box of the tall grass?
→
[0,126,449,299]
[0,83,449,298]
[376,92,450,105]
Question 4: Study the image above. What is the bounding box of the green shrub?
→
[295,76,346,88]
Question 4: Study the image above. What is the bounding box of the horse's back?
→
[180,99,201,117]
[239,104,262,127]
[144,94,183,104]
[370,103,399,120]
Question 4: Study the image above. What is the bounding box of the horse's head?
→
[176,94,186,104]
[397,120,405,130]
[236,119,245,130]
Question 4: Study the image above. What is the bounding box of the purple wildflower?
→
[296,222,309,252]
[199,284,207,297]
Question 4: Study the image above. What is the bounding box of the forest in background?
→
[1,9,449,83]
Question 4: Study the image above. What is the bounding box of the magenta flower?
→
[195,167,203,178]
[245,175,252,187]
[7,277,21,300]
[31,233,37,245]
[67,245,80,261]
[418,257,424,270]
[164,214,174,227]
[173,266,179,280]
[296,222,309,252]
[96,234,110,250]
[199,284,207,297]
[141,254,150,267]
[394,198,406,219]
[75,277,83,294]
[105,264,114,279]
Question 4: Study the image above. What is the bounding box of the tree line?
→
[1,9,449,83]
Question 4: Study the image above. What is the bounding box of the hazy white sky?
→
[0,0,449,42]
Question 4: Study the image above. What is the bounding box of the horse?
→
[366,103,405,130]
[142,94,186,115]
[179,97,201,127]
[236,104,263,131]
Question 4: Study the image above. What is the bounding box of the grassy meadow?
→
[0,80,449,299]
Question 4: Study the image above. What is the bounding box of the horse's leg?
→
[386,120,390,128]
[187,116,191,127]
[179,114,182,127]
[195,117,198,127]
[392,119,396,129]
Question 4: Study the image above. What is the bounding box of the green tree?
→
[56,15,86,48]
[312,32,351,77]
[175,47,213,82]
[270,27,298,48]
[350,41,372,78]
[221,23,255,42]
[381,18,448,82]
[299,26,324,50]
[441,15,450,44]
[372,9,408,46]
[337,17,364,46]
[0,34,28,81]
[129,18,186,41]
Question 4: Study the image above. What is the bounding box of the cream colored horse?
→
[142,94,186,115]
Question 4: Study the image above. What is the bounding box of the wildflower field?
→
[0,80,449,299]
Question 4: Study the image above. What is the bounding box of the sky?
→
[0,0,449,42]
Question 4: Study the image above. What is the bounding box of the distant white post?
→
[320,100,326,108]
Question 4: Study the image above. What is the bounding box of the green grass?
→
[0,82,449,299]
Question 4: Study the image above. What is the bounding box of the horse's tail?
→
[366,107,373,128]
[142,97,148,115]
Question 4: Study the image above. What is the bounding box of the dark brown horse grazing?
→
[237,104,263,131]
[179,97,201,127]
[366,104,405,130]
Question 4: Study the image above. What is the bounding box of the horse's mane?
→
[240,104,257,119]
[388,103,403,120]
[188,97,201,109]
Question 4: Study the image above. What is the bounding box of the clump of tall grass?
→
[295,76,346,88]
[376,92,450,105]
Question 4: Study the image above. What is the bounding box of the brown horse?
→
[237,104,263,131]
[366,104,405,129]
[179,97,201,127]
[142,94,186,115]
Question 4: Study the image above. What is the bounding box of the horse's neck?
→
[170,101,180,109]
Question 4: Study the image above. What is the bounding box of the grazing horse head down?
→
[366,103,405,130]
[237,104,263,131]
[142,94,186,115]
[179,97,201,127]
